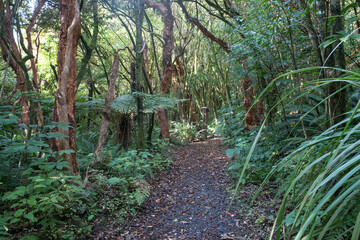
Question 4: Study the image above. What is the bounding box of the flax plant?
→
[234,67,360,239]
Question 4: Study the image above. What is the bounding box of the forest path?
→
[116,138,252,239]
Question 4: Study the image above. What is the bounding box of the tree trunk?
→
[26,0,46,127]
[145,0,174,140]
[50,0,81,174]
[316,0,336,126]
[190,96,198,123]
[0,0,30,126]
[243,75,261,129]
[329,0,347,124]
[116,113,131,151]
[135,0,146,150]
[299,0,323,68]
[94,51,119,161]
[175,58,184,122]
[77,0,99,88]
[144,45,155,144]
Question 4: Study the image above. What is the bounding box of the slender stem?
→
[0,52,10,103]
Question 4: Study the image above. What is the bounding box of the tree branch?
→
[177,0,231,53]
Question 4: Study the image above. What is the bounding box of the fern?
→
[133,92,187,113]
[133,179,151,206]
[76,98,105,110]
[110,94,136,113]
[110,92,186,114]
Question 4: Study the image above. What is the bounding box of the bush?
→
[170,121,197,144]
[82,139,173,227]
[0,110,95,239]
[1,157,94,239]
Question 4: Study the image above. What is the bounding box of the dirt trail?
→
[117,138,251,239]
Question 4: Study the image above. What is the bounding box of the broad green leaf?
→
[14,209,26,217]
[27,196,37,207]
[10,218,20,224]
[24,212,38,222]
[59,149,75,155]
[53,203,64,209]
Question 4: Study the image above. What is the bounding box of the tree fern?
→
[110,92,186,114]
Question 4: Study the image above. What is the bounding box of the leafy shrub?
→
[0,108,95,239]
[105,140,172,206]
[1,160,92,239]
[170,121,197,144]
[84,139,173,225]
[217,105,246,145]
[226,128,286,183]
[217,104,292,183]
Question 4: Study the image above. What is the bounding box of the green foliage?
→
[228,67,360,239]
[0,109,172,239]
[231,0,308,82]
[218,104,295,184]
[111,92,187,114]
[83,139,172,225]
[217,104,246,145]
[226,129,286,183]
[107,150,154,180]
[106,139,172,180]
[76,97,105,111]
[110,94,136,113]
[169,121,197,144]
[0,154,93,239]
[1,161,92,239]
[0,107,95,239]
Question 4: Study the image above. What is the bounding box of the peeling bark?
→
[50,0,81,174]
[146,0,174,139]
[94,51,120,161]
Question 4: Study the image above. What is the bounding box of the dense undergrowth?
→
[0,103,173,239]
[220,69,360,240]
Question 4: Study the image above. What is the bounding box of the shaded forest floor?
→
[94,138,276,239]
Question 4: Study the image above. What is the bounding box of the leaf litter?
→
[94,138,277,239]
